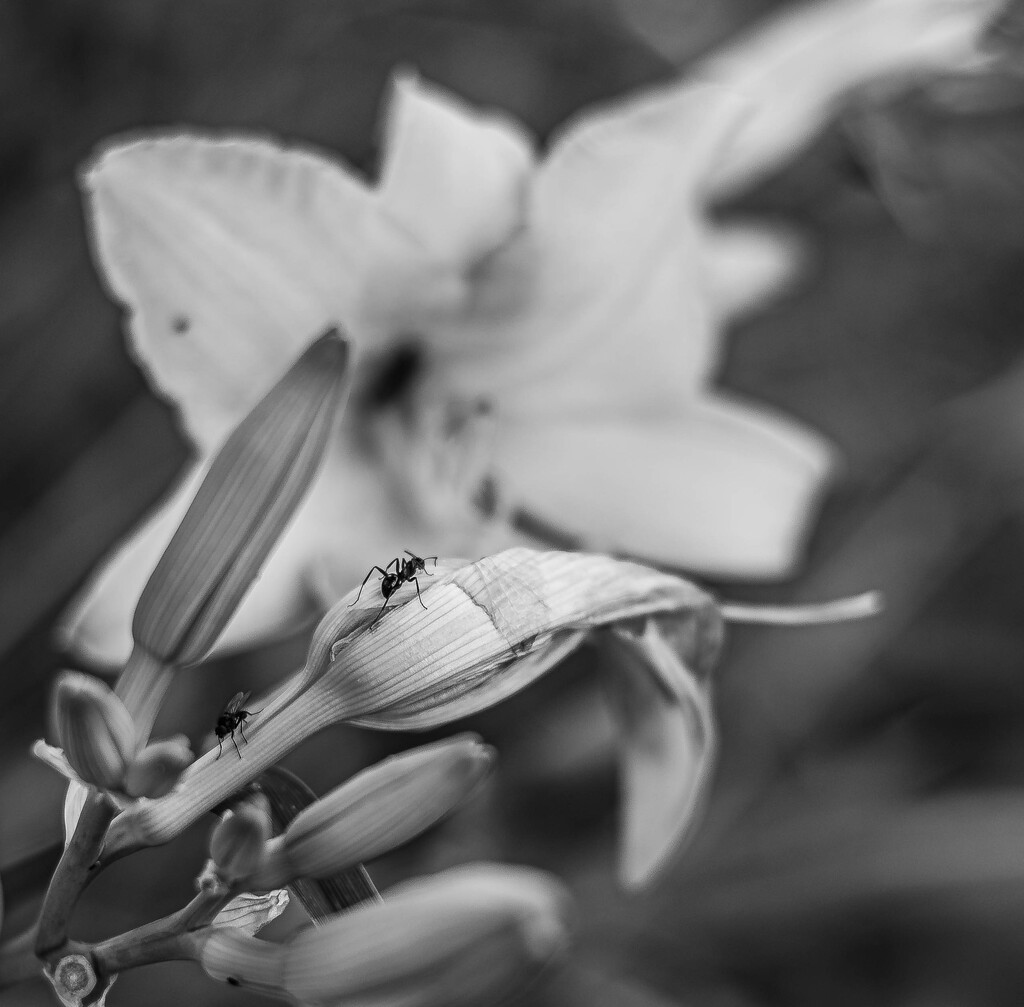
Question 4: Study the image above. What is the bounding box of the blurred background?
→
[2,0,1024,1004]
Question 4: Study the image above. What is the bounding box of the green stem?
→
[35,791,117,962]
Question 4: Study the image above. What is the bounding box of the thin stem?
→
[91,887,229,975]
[35,790,117,962]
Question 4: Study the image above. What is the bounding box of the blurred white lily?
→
[60,0,996,667]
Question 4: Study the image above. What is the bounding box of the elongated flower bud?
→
[124,736,193,798]
[53,672,138,790]
[132,330,349,666]
[282,864,571,1006]
[255,735,493,888]
[210,795,272,884]
[308,548,719,729]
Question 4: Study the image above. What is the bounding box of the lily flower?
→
[59,0,996,667]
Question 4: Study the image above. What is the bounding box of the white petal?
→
[492,399,835,578]
[701,223,807,323]
[84,135,372,450]
[60,467,205,667]
[431,81,750,403]
[697,0,1004,199]
[600,621,717,889]
[378,72,534,267]
[358,75,534,335]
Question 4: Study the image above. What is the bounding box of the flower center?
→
[355,341,503,535]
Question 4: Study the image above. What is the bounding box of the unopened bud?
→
[210,795,272,884]
[256,735,493,888]
[124,736,193,798]
[53,671,138,790]
[200,927,285,997]
[132,331,350,666]
[283,864,572,1006]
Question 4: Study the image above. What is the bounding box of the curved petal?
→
[697,0,1004,199]
[431,81,751,404]
[378,73,534,267]
[599,621,717,889]
[359,74,535,335]
[84,135,373,450]
[701,222,808,323]
[491,399,835,578]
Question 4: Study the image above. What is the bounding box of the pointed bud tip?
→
[298,327,350,384]
[211,796,272,883]
[53,671,138,790]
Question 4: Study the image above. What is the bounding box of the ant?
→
[215,691,259,759]
[351,550,438,628]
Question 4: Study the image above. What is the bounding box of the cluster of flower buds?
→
[203,735,493,892]
[200,864,571,1006]
[53,671,192,798]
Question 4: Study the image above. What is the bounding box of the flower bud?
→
[124,736,193,798]
[200,928,285,997]
[132,330,350,666]
[210,795,272,884]
[255,735,493,888]
[53,671,138,790]
[283,864,572,1006]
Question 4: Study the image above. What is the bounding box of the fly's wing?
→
[224,690,252,715]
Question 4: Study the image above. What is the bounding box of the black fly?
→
[215,691,257,759]
[350,550,438,628]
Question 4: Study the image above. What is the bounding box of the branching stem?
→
[35,790,117,963]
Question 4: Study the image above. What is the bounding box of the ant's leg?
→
[232,733,242,759]
[370,596,389,628]
[424,556,438,574]
[411,576,428,610]
[351,566,389,605]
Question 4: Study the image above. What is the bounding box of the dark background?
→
[2,1,1024,1004]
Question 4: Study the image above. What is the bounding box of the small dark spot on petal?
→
[171,315,190,334]
[226,977,240,987]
